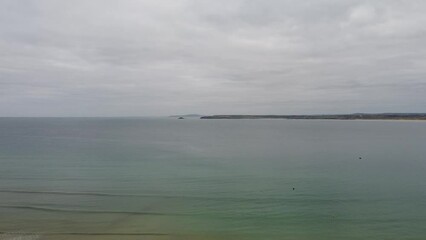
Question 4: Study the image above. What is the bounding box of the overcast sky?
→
[1,0,425,116]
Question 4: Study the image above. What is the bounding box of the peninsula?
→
[169,114,203,118]
[200,113,426,120]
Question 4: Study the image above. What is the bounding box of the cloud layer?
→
[1,0,425,116]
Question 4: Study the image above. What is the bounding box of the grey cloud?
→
[0,0,425,116]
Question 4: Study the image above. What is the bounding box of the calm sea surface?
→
[0,118,426,240]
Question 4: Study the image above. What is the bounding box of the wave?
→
[0,232,168,237]
[0,189,220,200]
[0,233,40,240]
[0,205,184,216]
[0,189,268,201]
[0,189,131,197]
[0,189,373,203]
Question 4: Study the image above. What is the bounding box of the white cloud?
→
[349,5,377,24]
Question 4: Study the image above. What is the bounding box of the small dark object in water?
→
[178,117,184,119]
[359,157,362,159]
[293,187,295,190]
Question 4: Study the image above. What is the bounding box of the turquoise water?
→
[0,118,426,239]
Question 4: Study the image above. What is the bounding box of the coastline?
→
[200,114,426,121]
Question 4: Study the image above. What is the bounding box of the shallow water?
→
[1,118,426,239]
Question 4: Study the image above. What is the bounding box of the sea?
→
[0,117,425,240]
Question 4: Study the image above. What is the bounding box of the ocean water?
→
[0,117,426,240]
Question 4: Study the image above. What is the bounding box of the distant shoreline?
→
[200,113,426,121]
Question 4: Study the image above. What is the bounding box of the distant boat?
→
[178,117,185,119]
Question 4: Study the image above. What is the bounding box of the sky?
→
[1,0,425,116]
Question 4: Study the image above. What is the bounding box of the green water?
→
[0,118,426,239]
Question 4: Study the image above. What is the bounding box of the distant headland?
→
[169,114,203,118]
[200,113,426,120]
